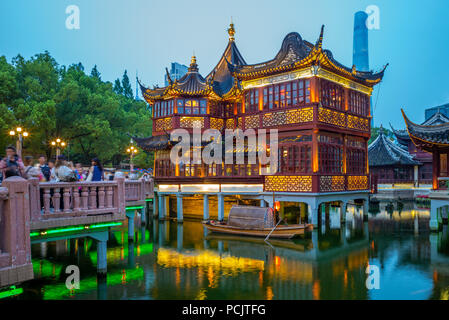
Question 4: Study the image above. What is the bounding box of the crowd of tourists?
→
[0,145,110,184]
[0,145,152,186]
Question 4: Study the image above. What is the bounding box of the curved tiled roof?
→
[206,26,247,97]
[139,56,215,99]
[132,134,172,151]
[228,25,387,86]
[402,109,449,146]
[421,111,449,126]
[368,126,421,166]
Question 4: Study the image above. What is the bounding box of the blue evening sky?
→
[1,0,448,128]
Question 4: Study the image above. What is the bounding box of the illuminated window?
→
[349,91,369,116]
[245,89,259,113]
[318,134,343,174]
[320,79,344,110]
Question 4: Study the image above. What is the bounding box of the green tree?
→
[0,52,153,169]
[113,78,122,95]
[369,126,395,145]
[121,70,133,99]
[90,65,101,80]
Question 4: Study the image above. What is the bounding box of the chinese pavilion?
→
[368,125,421,185]
[401,109,449,230]
[389,110,449,185]
[135,23,387,225]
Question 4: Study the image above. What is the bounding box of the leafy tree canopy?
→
[0,52,153,168]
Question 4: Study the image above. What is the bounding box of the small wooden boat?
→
[202,205,313,239]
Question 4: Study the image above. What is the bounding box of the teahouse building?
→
[135,23,387,225]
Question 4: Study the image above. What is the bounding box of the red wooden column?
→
[432,147,440,190]
[312,129,319,192]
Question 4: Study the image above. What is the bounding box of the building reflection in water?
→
[19,201,449,300]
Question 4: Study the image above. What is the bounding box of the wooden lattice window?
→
[347,138,366,174]
[318,134,343,174]
[279,144,312,174]
[320,79,345,110]
[245,89,259,114]
[263,79,310,111]
[348,90,369,116]
[176,98,207,115]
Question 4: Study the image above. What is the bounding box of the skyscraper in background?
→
[353,11,369,72]
[165,62,188,86]
[353,11,372,125]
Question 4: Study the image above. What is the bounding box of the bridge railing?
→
[143,178,154,199]
[124,178,154,203]
[0,177,33,287]
[0,186,8,262]
[29,177,126,222]
[124,180,145,203]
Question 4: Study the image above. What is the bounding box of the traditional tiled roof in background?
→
[368,126,421,166]
[402,109,449,145]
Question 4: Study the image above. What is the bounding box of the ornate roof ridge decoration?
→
[421,110,449,126]
[138,77,169,101]
[228,25,388,86]
[129,133,172,151]
[140,56,221,101]
[401,109,449,147]
[206,22,247,97]
[368,125,421,166]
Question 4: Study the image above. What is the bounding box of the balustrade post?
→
[106,186,113,208]
[52,188,61,213]
[89,186,97,210]
[81,186,89,210]
[43,188,51,214]
[63,187,71,213]
[73,186,80,212]
[114,177,126,215]
[98,186,105,209]
[28,178,41,221]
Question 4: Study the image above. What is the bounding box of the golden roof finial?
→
[189,53,198,72]
[227,18,235,41]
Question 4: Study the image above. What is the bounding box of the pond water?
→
[15,201,449,300]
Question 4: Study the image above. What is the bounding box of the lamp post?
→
[9,126,29,158]
[50,138,67,158]
[126,145,138,172]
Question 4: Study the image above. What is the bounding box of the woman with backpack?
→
[53,156,78,182]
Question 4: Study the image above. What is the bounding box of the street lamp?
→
[9,126,30,158]
[50,138,67,158]
[126,145,138,171]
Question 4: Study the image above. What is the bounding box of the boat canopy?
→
[228,206,275,229]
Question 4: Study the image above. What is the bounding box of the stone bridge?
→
[0,176,153,290]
